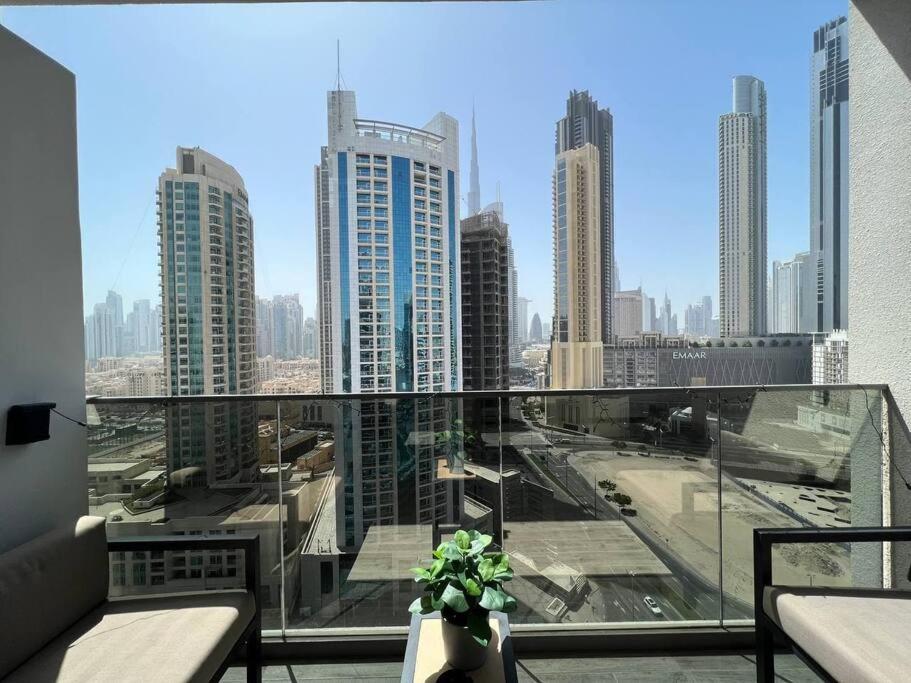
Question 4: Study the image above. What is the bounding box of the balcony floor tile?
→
[222,652,819,682]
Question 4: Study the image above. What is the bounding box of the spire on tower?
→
[468,103,481,216]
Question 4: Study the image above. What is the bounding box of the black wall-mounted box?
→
[5,403,56,445]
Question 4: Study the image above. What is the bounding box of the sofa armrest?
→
[752,526,911,682]
[753,526,911,607]
[107,534,260,608]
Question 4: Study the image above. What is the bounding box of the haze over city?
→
[3,0,843,323]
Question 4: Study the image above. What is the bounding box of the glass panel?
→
[718,387,884,622]
[283,396,492,630]
[502,391,722,626]
[88,387,892,634]
[88,399,282,630]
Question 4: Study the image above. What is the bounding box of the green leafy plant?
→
[409,529,516,647]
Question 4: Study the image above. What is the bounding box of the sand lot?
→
[569,451,852,605]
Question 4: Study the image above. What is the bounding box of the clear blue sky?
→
[4,0,846,326]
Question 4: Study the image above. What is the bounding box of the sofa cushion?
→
[0,516,109,677]
[764,585,911,683]
[5,591,255,683]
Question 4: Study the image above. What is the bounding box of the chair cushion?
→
[764,586,911,683]
[0,516,109,677]
[5,591,255,683]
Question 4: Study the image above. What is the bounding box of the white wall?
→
[849,0,911,585]
[0,27,87,552]
[849,1,911,408]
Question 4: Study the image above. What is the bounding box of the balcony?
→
[76,384,911,679]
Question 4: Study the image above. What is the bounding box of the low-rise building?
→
[603,333,812,387]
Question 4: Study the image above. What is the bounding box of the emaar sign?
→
[672,351,707,360]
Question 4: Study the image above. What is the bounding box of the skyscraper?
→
[719,75,767,337]
[314,90,460,548]
[506,233,520,364]
[271,294,304,359]
[556,90,615,347]
[158,146,257,486]
[657,291,677,336]
[106,289,124,356]
[701,296,713,334]
[460,209,510,391]
[529,313,543,343]
[90,301,116,360]
[613,288,644,338]
[684,296,714,338]
[129,299,156,354]
[810,17,849,333]
[549,143,603,389]
[255,297,274,357]
[468,106,481,216]
[315,90,460,394]
[772,252,811,334]
[684,304,702,338]
[640,294,656,334]
[302,316,318,359]
[84,314,96,362]
[517,296,530,344]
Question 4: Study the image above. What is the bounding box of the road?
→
[506,411,752,622]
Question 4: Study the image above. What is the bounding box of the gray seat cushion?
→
[764,586,911,683]
[5,591,255,683]
[0,516,108,677]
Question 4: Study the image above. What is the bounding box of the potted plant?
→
[409,529,516,671]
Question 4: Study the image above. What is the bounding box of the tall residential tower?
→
[158,147,257,485]
[314,90,460,548]
[460,209,510,391]
[810,17,849,332]
[549,144,603,389]
[555,91,615,348]
[772,252,812,334]
[719,76,767,337]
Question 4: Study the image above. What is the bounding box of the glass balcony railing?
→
[85,385,899,636]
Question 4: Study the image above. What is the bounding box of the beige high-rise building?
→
[719,76,767,338]
[613,288,644,339]
[549,143,603,389]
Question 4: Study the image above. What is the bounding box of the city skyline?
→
[2,1,845,332]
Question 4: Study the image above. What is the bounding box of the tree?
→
[757,339,765,347]
[599,479,617,493]
[743,340,753,347]
[729,341,739,348]
[613,492,632,506]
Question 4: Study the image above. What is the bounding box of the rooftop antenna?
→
[335,39,347,131]
[335,39,346,91]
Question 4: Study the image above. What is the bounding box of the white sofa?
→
[0,516,261,682]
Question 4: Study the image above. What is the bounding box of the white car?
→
[643,596,663,616]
